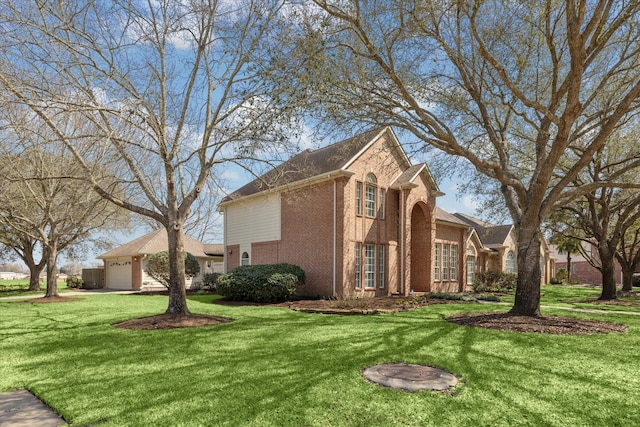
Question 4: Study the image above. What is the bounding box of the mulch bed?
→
[446,312,628,335]
[113,313,234,330]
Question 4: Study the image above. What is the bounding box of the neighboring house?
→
[97,229,224,290]
[550,242,623,285]
[453,213,555,285]
[0,272,28,280]
[219,127,469,298]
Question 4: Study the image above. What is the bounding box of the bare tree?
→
[617,219,640,291]
[0,138,128,297]
[280,0,640,315]
[0,0,297,313]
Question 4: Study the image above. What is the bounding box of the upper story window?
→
[365,173,377,217]
[379,188,386,219]
[355,181,363,215]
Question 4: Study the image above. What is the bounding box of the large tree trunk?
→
[27,263,45,292]
[166,222,189,315]
[44,241,59,298]
[566,253,572,283]
[598,244,617,300]
[621,268,634,292]
[510,222,542,316]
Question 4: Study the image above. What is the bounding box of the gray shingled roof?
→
[435,207,469,226]
[221,128,386,203]
[477,224,513,246]
[98,229,221,259]
[451,213,513,247]
[391,164,426,188]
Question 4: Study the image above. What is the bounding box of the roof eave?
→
[218,169,355,209]
[435,219,469,228]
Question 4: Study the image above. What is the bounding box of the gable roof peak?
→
[220,126,409,204]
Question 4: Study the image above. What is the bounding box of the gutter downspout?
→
[333,178,337,298]
[400,188,405,295]
[222,207,227,273]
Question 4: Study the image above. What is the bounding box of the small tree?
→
[146,251,200,289]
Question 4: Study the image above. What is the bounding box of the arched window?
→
[466,245,476,285]
[241,251,250,266]
[506,250,516,273]
[365,173,377,217]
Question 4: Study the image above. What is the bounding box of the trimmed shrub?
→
[146,251,201,288]
[428,292,502,302]
[203,272,221,291]
[471,270,517,293]
[633,274,640,288]
[216,263,305,303]
[66,276,83,289]
[555,268,569,284]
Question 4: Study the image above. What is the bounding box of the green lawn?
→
[2,292,640,426]
[498,284,640,313]
[0,279,70,297]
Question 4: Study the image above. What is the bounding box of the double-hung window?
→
[450,245,458,280]
[442,244,449,280]
[365,173,377,217]
[379,245,385,288]
[434,244,441,281]
[506,250,516,273]
[365,244,376,288]
[466,246,476,285]
[379,188,385,219]
[355,243,362,288]
[355,182,363,215]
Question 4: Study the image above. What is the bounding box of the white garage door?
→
[106,259,132,289]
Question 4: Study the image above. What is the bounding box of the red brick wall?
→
[555,260,623,285]
[280,181,336,297]
[252,241,279,265]
[226,244,240,271]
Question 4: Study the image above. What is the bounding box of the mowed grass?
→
[2,292,640,426]
[0,279,69,297]
[499,284,640,313]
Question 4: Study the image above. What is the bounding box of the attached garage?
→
[105,258,133,289]
[98,229,223,291]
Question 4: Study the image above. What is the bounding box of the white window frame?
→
[466,256,475,285]
[355,182,363,216]
[241,251,250,266]
[506,250,516,274]
[450,244,458,281]
[379,245,385,288]
[355,243,362,288]
[365,243,376,288]
[365,173,377,217]
[434,243,441,281]
[379,188,385,219]
[443,244,450,280]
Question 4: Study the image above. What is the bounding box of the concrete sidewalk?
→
[0,389,65,426]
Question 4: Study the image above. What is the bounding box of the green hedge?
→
[66,276,84,289]
[216,263,306,302]
[471,270,517,293]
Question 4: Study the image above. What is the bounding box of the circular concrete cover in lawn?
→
[362,363,458,392]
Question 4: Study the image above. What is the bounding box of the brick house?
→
[454,213,555,286]
[219,127,469,297]
[551,242,623,285]
[97,229,224,290]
